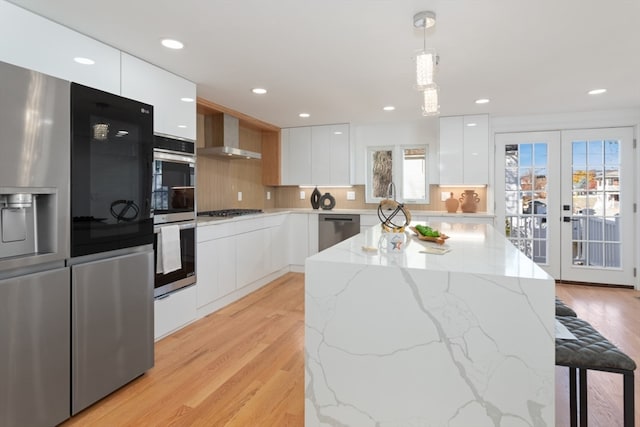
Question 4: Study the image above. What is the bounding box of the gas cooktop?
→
[197,209,263,218]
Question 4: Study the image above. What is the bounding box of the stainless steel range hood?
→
[197,113,262,160]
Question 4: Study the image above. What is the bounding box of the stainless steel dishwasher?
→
[319,214,360,251]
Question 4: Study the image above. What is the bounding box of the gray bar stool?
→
[556,297,577,317]
[556,315,636,427]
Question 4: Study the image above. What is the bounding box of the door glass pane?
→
[371,149,393,198]
[505,191,518,215]
[402,147,426,200]
[505,144,518,167]
[571,139,621,268]
[534,143,547,167]
[504,142,548,264]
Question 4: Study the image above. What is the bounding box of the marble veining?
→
[305,222,554,426]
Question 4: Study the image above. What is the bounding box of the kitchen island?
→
[305,221,554,426]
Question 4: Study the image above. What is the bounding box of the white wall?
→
[491,109,640,134]
[350,118,439,185]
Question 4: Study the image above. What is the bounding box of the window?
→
[365,145,429,204]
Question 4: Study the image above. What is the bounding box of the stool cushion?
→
[556,297,577,317]
[556,316,636,372]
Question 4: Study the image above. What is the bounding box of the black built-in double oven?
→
[152,135,196,298]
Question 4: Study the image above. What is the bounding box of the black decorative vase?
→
[310,186,321,209]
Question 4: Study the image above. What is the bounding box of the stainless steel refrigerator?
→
[0,61,71,427]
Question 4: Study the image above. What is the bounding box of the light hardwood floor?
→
[60,274,639,426]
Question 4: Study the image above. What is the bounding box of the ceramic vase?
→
[310,187,321,209]
[459,190,480,213]
[319,192,336,210]
[445,192,459,213]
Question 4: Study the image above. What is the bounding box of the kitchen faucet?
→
[387,182,396,201]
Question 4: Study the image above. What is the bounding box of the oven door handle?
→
[154,221,196,234]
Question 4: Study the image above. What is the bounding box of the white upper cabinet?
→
[311,124,350,186]
[121,53,197,140]
[438,115,489,184]
[0,3,197,141]
[0,1,120,94]
[281,127,312,185]
[281,124,350,186]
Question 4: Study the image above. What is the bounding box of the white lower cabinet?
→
[235,227,270,289]
[154,285,197,340]
[196,235,237,308]
[288,213,309,267]
[308,214,319,257]
[270,216,289,272]
[218,237,237,297]
[196,222,237,308]
[196,214,288,311]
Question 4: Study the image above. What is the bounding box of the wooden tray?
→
[409,226,449,245]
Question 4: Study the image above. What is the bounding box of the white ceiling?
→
[9,0,640,128]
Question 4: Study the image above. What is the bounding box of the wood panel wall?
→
[261,130,280,186]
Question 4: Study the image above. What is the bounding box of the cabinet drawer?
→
[154,285,197,339]
[197,222,237,242]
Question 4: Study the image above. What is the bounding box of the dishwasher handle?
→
[323,217,355,222]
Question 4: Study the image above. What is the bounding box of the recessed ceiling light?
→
[161,39,184,50]
[74,57,95,65]
[299,113,310,118]
[475,98,490,104]
[588,88,607,95]
[466,123,477,127]
[334,131,343,135]
[252,88,267,95]
[383,106,395,111]
[180,97,194,102]
[177,125,187,128]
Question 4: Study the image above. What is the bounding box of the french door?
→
[495,127,635,286]
[495,131,561,279]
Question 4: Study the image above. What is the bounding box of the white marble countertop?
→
[308,221,552,281]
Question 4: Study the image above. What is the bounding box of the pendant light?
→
[421,84,439,117]
[413,11,439,116]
